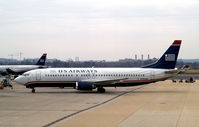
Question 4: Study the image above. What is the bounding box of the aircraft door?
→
[27,73,32,82]
[87,72,95,79]
[36,71,41,80]
[92,72,96,79]
[150,70,155,80]
[86,72,91,79]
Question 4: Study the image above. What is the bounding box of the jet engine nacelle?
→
[76,82,94,90]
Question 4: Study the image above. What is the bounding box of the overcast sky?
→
[0,0,198,61]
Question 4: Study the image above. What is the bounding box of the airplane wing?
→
[82,78,128,85]
[6,68,16,74]
[6,68,25,75]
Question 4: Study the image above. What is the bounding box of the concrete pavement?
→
[1,81,199,127]
[55,80,199,127]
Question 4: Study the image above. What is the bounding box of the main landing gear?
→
[97,87,106,93]
[31,88,35,93]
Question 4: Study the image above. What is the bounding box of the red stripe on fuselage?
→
[24,76,171,86]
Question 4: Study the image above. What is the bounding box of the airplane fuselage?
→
[17,68,173,89]
[0,65,41,72]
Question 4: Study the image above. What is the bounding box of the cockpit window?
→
[23,73,30,76]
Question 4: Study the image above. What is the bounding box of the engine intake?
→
[76,82,94,90]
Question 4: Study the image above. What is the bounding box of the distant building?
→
[75,57,79,62]
[135,54,137,60]
[119,58,134,63]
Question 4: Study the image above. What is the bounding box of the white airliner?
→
[15,40,181,93]
[0,53,47,76]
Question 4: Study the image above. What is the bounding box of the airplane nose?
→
[14,76,27,85]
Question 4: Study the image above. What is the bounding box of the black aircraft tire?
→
[32,89,35,93]
[97,87,106,93]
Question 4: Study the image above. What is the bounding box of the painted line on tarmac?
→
[43,85,146,127]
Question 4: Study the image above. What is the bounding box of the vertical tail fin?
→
[36,53,47,66]
[143,40,181,69]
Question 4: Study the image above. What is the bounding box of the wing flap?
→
[82,78,128,85]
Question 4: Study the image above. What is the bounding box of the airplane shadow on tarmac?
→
[19,89,126,95]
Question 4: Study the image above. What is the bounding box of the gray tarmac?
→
[1,80,199,127]
[0,82,142,127]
